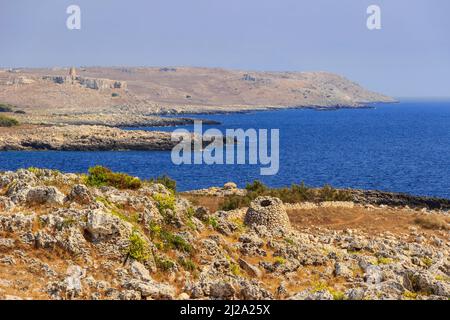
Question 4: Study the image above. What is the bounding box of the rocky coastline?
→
[0,169,449,300]
[0,125,179,151]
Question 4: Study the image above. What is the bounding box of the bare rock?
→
[130,261,152,282]
[85,209,132,241]
[223,182,237,190]
[209,281,236,299]
[238,258,262,278]
[26,186,65,206]
[68,184,92,205]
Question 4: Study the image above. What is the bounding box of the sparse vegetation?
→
[0,115,19,127]
[110,207,139,224]
[178,257,197,271]
[149,175,177,192]
[414,215,449,230]
[159,230,193,253]
[435,275,450,282]
[422,257,433,268]
[230,262,241,276]
[148,221,193,253]
[206,216,219,229]
[311,281,328,292]
[84,166,142,190]
[111,92,120,97]
[127,231,150,262]
[186,206,195,218]
[403,290,418,300]
[274,257,286,265]
[219,180,352,211]
[376,257,393,265]
[329,288,346,300]
[153,193,176,213]
[155,256,176,272]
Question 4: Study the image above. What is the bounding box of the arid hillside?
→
[0,67,394,116]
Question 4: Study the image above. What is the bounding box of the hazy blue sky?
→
[1,0,449,97]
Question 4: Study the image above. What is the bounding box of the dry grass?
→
[414,215,450,230]
[181,194,226,213]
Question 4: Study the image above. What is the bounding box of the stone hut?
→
[244,196,291,232]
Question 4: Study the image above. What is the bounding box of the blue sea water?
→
[1,100,449,198]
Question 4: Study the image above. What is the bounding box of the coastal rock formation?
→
[0,67,395,118]
[244,196,291,232]
[42,76,127,91]
[11,113,220,128]
[350,189,450,211]
[0,125,180,151]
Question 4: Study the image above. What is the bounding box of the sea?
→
[1,100,449,198]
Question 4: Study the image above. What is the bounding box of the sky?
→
[0,0,449,98]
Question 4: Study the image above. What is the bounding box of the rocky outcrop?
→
[350,189,450,210]
[0,67,395,119]
[0,125,182,151]
[184,182,247,197]
[42,76,127,91]
[0,169,449,300]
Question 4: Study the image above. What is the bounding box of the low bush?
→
[153,193,176,213]
[84,166,142,190]
[160,230,193,253]
[127,231,150,262]
[155,256,176,272]
[206,216,219,229]
[0,115,19,127]
[149,175,177,192]
[219,180,352,211]
[178,257,197,271]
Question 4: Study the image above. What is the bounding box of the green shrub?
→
[111,92,120,97]
[110,208,138,224]
[149,175,177,192]
[178,257,197,271]
[155,256,176,272]
[377,257,393,265]
[85,166,141,189]
[274,257,286,265]
[403,290,418,300]
[148,221,162,240]
[230,263,241,276]
[186,207,195,218]
[329,288,346,300]
[153,193,176,213]
[0,115,19,127]
[207,216,219,229]
[318,184,352,201]
[160,230,193,253]
[219,180,351,211]
[127,231,150,262]
[245,180,267,193]
[219,195,251,211]
[422,257,433,267]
